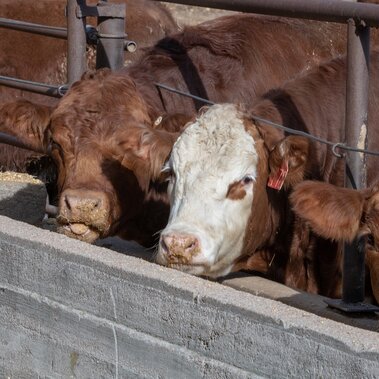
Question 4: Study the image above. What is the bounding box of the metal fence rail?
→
[160,0,379,25]
[0,17,67,39]
[0,76,68,98]
[0,0,127,91]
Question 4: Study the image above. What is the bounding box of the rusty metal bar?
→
[0,18,134,51]
[0,76,67,98]
[95,1,126,70]
[0,18,67,39]
[157,0,379,26]
[0,132,46,154]
[67,0,87,84]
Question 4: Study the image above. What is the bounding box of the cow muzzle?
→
[157,232,201,266]
[57,189,111,243]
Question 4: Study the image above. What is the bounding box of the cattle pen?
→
[0,0,379,378]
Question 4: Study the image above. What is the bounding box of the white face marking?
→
[157,104,259,277]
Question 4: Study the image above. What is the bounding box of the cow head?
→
[0,69,185,246]
[156,104,310,277]
[290,181,379,303]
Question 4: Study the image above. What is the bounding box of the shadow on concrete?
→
[0,181,46,226]
[222,274,379,333]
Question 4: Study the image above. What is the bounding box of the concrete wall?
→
[0,215,378,378]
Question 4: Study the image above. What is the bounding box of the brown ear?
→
[121,126,178,192]
[140,128,179,181]
[268,136,310,190]
[290,181,365,242]
[360,187,379,304]
[0,100,53,154]
[362,187,379,242]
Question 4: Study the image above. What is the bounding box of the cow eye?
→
[367,234,375,248]
[242,175,254,185]
[51,141,62,151]
[160,165,173,183]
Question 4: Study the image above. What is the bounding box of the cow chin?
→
[156,250,234,278]
[57,223,101,243]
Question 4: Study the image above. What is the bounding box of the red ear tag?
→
[267,160,289,190]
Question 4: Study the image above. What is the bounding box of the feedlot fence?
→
[1,0,379,313]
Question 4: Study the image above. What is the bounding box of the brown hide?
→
[290,181,379,303]
[0,14,371,247]
[0,0,178,176]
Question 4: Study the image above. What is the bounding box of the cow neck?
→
[124,65,168,123]
[239,118,295,273]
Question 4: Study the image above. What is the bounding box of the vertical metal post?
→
[342,18,370,305]
[325,13,378,312]
[95,1,125,70]
[67,0,87,84]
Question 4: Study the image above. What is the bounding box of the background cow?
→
[1,0,178,105]
[0,14,369,247]
[156,50,379,298]
[0,0,178,177]
[291,181,379,304]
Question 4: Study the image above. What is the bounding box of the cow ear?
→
[125,127,179,188]
[290,181,364,242]
[0,100,53,154]
[361,187,379,242]
[267,136,309,190]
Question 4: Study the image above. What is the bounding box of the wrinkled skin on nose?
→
[159,233,201,265]
[57,188,111,243]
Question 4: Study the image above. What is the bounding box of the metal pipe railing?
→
[95,1,126,70]
[67,0,87,84]
[0,17,67,39]
[0,76,68,98]
[0,132,46,154]
[343,19,370,305]
[159,0,379,26]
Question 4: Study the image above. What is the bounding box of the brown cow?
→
[0,14,362,247]
[291,181,379,304]
[0,0,178,177]
[156,51,379,298]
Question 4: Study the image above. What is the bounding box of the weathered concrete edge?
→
[0,283,257,379]
[0,215,378,358]
[222,275,379,332]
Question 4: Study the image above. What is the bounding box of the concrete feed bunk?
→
[0,215,378,378]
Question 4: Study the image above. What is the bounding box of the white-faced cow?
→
[0,14,363,247]
[157,51,379,299]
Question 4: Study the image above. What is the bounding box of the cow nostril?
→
[184,238,198,253]
[64,196,72,211]
[160,237,169,254]
[92,199,100,209]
